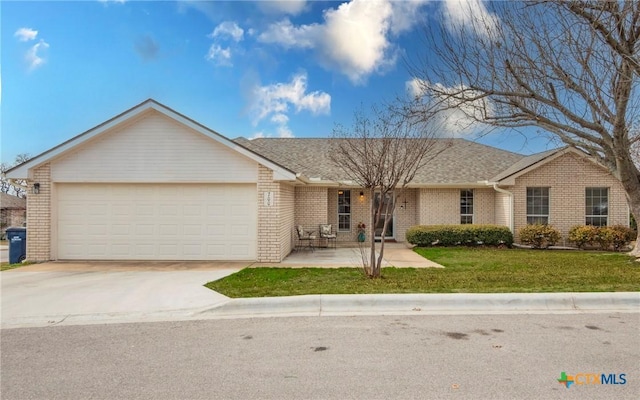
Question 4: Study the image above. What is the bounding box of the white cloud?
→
[406,78,492,136]
[249,72,330,138]
[276,125,294,138]
[210,21,244,42]
[258,0,307,16]
[206,44,232,66]
[257,0,427,84]
[251,72,330,124]
[26,40,49,71]
[390,0,429,35]
[14,28,38,42]
[98,0,127,4]
[258,19,318,49]
[442,0,499,37]
[270,113,289,124]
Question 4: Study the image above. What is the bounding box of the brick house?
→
[1,193,27,237]
[5,100,629,262]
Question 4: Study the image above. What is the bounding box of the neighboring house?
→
[1,193,27,237]
[5,99,629,262]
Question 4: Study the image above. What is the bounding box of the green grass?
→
[0,261,33,271]
[205,248,640,297]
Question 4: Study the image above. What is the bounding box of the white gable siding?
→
[51,110,258,183]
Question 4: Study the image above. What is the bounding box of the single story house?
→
[5,99,629,262]
[1,192,27,237]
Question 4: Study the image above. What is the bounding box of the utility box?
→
[6,227,27,264]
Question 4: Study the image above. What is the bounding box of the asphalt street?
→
[2,313,638,400]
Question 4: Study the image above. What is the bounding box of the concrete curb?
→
[3,292,637,329]
[198,292,640,318]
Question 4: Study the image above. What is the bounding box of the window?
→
[337,190,351,231]
[586,187,608,226]
[460,189,473,224]
[526,187,549,224]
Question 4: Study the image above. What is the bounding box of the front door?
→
[374,192,394,240]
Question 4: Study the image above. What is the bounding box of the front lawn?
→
[206,248,640,297]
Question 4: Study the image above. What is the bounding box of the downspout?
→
[491,183,514,233]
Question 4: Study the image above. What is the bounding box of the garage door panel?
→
[57,183,257,260]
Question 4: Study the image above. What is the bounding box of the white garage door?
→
[56,183,257,260]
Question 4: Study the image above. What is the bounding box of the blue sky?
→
[1,0,559,164]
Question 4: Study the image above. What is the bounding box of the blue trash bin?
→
[6,227,27,264]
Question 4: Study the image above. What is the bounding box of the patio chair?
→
[296,225,316,251]
[319,224,337,249]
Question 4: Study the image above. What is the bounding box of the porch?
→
[256,242,443,268]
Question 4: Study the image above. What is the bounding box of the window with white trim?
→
[460,189,473,224]
[338,190,351,231]
[585,187,608,226]
[526,187,549,224]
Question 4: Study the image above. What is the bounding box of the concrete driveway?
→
[1,261,245,329]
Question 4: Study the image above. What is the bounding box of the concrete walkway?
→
[256,242,443,268]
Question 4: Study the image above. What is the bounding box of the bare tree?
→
[406,0,640,255]
[330,106,447,278]
[1,154,31,198]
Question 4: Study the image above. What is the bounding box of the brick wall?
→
[395,189,418,242]
[417,188,496,226]
[511,152,628,244]
[294,186,328,229]
[474,189,495,224]
[417,189,460,225]
[26,163,52,261]
[257,165,281,262]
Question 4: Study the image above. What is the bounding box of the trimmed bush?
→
[518,224,560,249]
[568,225,635,251]
[568,225,599,249]
[605,225,635,251]
[405,224,513,247]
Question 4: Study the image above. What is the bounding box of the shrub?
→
[568,225,599,249]
[568,225,635,251]
[518,224,560,249]
[405,224,513,247]
[605,225,635,251]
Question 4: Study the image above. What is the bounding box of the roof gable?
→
[490,147,601,185]
[6,99,296,181]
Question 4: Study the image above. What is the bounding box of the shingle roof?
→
[0,193,26,209]
[235,138,526,185]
